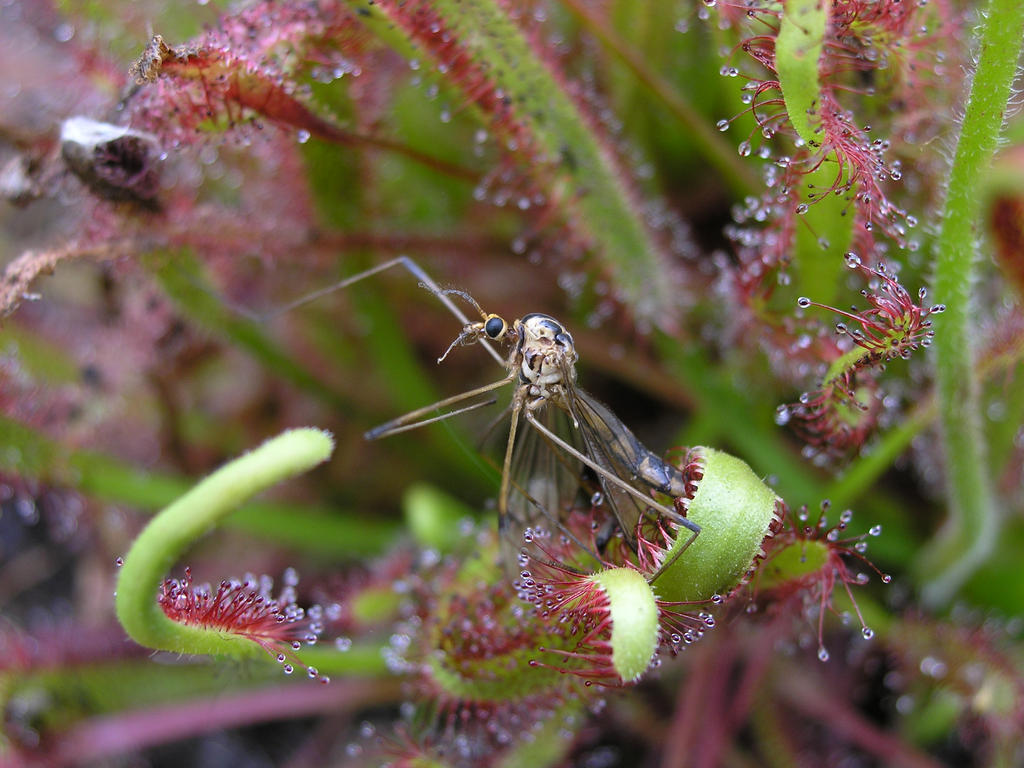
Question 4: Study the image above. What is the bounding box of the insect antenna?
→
[437,287,489,320]
[199,255,507,367]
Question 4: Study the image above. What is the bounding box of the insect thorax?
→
[515,314,578,403]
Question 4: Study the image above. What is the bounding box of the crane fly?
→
[264,257,700,583]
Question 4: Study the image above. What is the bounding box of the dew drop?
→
[716,119,730,132]
[296,130,311,144]
[817,646,830,662]
[115,557,124,567]
[797,296,812,308]
[844,251,862,267]
[795,203,809,215]
[869,524,882,536]
[881,573,892,584]
[737,140,752,157]
[862,627,874,640]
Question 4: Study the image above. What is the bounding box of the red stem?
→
[775,669,947,768]
[37,678,402,767]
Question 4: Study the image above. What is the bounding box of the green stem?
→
[828,400,934,510]
[918,0,1024,606]
[115,429,334,657]
[793,162,853,306]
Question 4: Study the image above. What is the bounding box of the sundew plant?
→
[1,0,1023,765]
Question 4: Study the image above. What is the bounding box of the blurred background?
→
[1,0,1022,765]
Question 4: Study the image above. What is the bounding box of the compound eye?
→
[484,315,506,339]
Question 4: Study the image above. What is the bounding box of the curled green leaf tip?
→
[654,447,780,603]
[116,427,334,658]
[591,567,659,682]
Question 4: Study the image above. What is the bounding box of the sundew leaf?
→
[775,0,827,149]
[348,0,682,328]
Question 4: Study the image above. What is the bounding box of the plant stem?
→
[46,678,401,766]
[918,0,1024,606]
[115,429,334,657]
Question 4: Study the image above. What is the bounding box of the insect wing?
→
[499,404,599,573]
[565,387,673,550]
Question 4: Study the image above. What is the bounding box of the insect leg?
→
[524,412,686,526]
[644,523,700,585]
[498,397,523,526]
[524,411,702,582]
[365,373,514,440]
